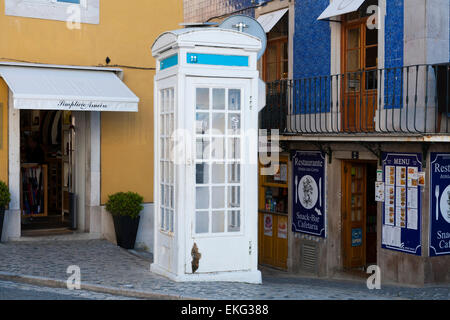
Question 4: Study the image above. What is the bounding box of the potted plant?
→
[106,191,143,249]
[0,181,11,242]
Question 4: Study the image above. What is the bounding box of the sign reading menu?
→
[382,152,422,256]
[292,151,326,238]
[430,153,450,256]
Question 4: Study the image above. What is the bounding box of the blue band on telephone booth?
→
[187,53,249,67]
[160,54,178,70]
[430,153,450,256]
[291,150,326,238]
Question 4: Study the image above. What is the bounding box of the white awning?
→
[257,8,288,33]
[318,0,366,20]
[0,63,139,112]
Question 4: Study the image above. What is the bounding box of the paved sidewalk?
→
[0,239,448,300]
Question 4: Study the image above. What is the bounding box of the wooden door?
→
[342,162,367,269]
[341,17,378,132]
[263,38,289,82]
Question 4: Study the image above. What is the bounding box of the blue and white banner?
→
[382,152,422,256]
[291,151,326,238]
[430,153,450,256]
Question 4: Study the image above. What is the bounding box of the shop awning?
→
[0,63,139,112]
[318,0,366,20]
[257,8,288,33]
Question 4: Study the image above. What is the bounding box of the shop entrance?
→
[20,110,75,234]
[258,155,289,270]
[341,160,377,269]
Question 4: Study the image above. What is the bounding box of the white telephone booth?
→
[151,25,263,283]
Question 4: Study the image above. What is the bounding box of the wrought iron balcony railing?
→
[260,63,450,135]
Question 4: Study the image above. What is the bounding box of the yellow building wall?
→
[0,79,7,184]
[0,0,184,203]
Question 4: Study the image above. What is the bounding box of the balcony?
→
[260,63,450,140]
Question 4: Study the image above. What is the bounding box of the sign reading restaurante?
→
[291,150,326,238]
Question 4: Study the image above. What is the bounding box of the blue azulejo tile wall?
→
[292,0,331,114]
[384,0,404,69]
[293,0,331,79]
[384,0,404,109]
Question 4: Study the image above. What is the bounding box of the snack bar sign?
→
[382,152,422,256]
[292,151,326,238]
[430,153,450,256]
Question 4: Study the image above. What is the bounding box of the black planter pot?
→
[112,215,140,249]
[0,208,4,243]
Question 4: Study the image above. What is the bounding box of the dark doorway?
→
[20,110,73,234]
[342,160,378,269]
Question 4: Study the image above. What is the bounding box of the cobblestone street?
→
[0,240,448,300]
[0,280,138,300]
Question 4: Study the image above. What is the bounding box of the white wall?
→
[3,91,21,241]
[101,203,155,253]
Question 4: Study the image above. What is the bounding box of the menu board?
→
[382,153,422,255]
[430,153,450,256]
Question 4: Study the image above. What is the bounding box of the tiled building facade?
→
[183,0,256,23]
[183,0,450,286]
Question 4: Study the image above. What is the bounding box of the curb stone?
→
[0,272,202,300]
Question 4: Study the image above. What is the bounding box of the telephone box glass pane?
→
[213,88,225,110]
[228,114,241,134]
[196,163,209,184]
[228,186,240,208]
[211,137,225,159]
[196,88,209,110]
[196,138,210,160]
[212,186,225,209]
[228,163,240,183]
[196,211,209,233]
[227,138,240,159]
[196,187,209,209]
[228,89,241,110]
[211,163,225,183]
[196,113,209,134]
[212,211,225,233]
[212,113,225,134]
[228,210,241,232]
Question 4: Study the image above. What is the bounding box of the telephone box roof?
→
[151,27,262,58]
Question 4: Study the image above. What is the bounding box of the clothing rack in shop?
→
[20,163,48,217]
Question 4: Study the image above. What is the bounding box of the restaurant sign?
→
[291,150,326,238]
[430,153,450,256]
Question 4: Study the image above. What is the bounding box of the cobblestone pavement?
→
[0,280,138,300]
[0,240,448,300]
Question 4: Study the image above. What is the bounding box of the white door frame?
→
[5,92,101,240]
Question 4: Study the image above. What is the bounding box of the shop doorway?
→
[20,110,75,234]
[341,160,377,269]
[258,155,289,270]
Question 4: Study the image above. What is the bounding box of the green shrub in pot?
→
[0,181,10,210]
[0,180,11,242]
[106,192,143,249]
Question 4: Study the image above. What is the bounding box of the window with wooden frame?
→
[262,13,289,82]
[340,0,379,131]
